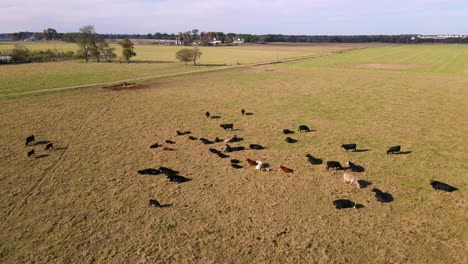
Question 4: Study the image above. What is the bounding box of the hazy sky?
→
[1,0,467,34]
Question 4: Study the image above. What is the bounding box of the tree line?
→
[8,29,468,44]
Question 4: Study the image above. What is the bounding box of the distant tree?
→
[119,38,136,62]
[192,47,202,66]
[176,48,194,65]
[42,28,58,40]
[10,44,31,63]
[77,25,99,62]
[98,42,116,62]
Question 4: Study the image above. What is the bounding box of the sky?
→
[0,0,467,34]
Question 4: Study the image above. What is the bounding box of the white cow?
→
[343,173,362,188]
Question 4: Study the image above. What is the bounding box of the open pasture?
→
[0,45,467,263]
[0,42,359,97]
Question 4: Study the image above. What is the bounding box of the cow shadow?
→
[395,151,412,155]
[358,180,372,188]
[355,204,365,209]
[55,147,68,151]
[167,174,191,183]
[158,204,173,208]
[231,164,243,169]
[34,140,51,146]
[231,137,243,143]
[285,138,298,143]
[217,153,230,158]
[210,116,221,119]
[230,159,241,164]
[245,112,254,116]
[262,163,271,169]
[35,154,49,159]
[354,149,370,152]
[231,128,243,132]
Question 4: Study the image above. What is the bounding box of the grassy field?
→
[0,45,467,263]
[0,42,360,97]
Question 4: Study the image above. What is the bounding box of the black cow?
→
[430,180,458,192]
[149,199,162,207]
[249,144,264,150]
[298,125,311,132]
[371,188,394,203]
[386,145,401,154]
[159,167,177,176]
[27,149,35,157]
[333,199,356,209]
[138,168,161,175]
[188,136,198,140]
[283,129,294,134]
[285,137,297,143]
[214,137,223,143]
[25,135,35,146]
[220,123,234,131]
[150,143,160,148]
[326,161,343,170]
[165,140,175,144]
[346,161,364,172]
[306,154,322,165]
[45,143,54,150]
[241,109,245,116]
[199,138,213,144]
[209,148,220,154]
[176,130,184,136]
[205,111,210,118]
[341,143,357,152]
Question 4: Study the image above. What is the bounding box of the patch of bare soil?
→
[103,83,150,91]
[349,63,430,70]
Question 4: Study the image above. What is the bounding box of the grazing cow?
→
[45,143,54,150]
[279,165,293,173]
[165,140,175,144]
[371,188,394,203]
[249,144,264,150]
[215,137,223,143]
[176,130,184,136]
[326,161,343,170]
[224,144,232,152]
[199,138,213,144]
[346,161,364,172]
[283,129,294,134]
[220,123,234,131]
[386,145,401,154]
[285,137,297,143]
[246,159,257,166]
[27,149,35,157]
[343,173,361,188]
[217,153,230,158]
[298,125,311,132]
[241,109,245,116]
[255,160,264,170]
[138,168,161,175]
[188,136,198,140]
[149,199,162,207]
[150,143,160,148]
[341,143,357,152]
[333,199,356,209]
[25,135,35,146]
[205,111,210,118]
[306,154,322,165]
[430,180,458,192]
[159,167,177,176]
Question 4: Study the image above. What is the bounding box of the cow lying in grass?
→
[430,180,458,192]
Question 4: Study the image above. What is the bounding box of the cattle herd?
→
[25,108,459,210]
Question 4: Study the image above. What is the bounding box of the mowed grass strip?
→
[0,43,363,96]
[0,45,467,262]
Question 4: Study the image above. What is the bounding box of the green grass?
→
[0,42,357,97]
[283,44,468,76]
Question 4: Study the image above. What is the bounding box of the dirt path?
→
[0,47,368,99]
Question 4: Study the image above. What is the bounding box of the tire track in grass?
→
[0,47,370,99]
